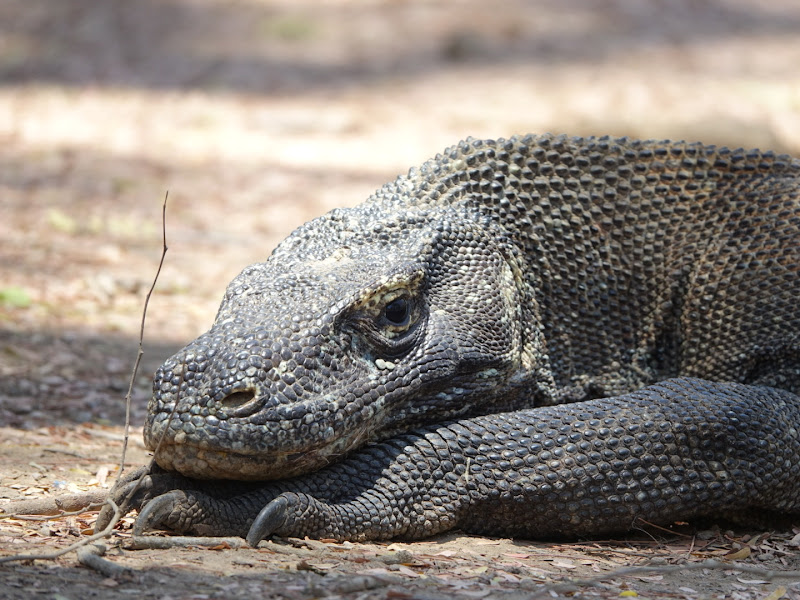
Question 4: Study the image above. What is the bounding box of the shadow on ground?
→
[0,327,179,427]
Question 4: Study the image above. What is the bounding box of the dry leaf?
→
[551,559,577,569]
[762,586,787,600]
[209,542,232,550]
[724,546,751,561]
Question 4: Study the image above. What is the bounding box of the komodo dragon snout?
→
[145,208,537,480]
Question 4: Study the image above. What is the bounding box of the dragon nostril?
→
[220,389,257,408]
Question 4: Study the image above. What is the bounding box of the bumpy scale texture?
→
[100,134,800,542]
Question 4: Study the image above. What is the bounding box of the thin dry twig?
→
[0,498,121,565]
[128,536,322,556]
[0,491,108,518]
[119,192,169,477]
[101,193,176,531]
[76,543,133,578]
[129,536,251,550]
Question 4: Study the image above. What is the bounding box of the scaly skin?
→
[98,134,800,542]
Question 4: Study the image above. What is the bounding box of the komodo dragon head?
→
[146,152,552,480]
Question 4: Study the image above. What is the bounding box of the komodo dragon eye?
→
[383,297,410,326]
[358,288,423,357]
[350,271,426,356]
[375,291,418,336]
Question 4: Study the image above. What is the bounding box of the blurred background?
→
[1,0,800,428]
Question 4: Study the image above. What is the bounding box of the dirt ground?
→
[2,0,800,598]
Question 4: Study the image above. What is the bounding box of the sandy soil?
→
[2,1,800,598]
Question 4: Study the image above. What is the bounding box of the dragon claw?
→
[246,496,289,547]
[133,491,183,536]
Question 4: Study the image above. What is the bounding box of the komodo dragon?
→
[99,133,800,543]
